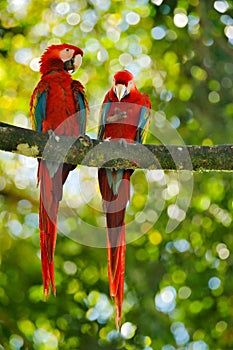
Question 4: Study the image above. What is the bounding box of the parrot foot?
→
[78,134,92,147]
[47,129,60,142]
[118,138,128,148]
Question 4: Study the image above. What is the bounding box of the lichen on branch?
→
[1,122,233,171]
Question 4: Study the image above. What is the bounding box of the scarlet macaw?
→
[30,44,88,297]
[98,70,151,327]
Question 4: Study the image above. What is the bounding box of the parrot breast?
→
[42,72,78,136]
[104,101,142,141]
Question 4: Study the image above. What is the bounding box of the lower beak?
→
[115,84,127,101]
[64,58,74,72]
[64,54,82,73]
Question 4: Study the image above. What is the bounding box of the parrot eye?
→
[66,48,69,52]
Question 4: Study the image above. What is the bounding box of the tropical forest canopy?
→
[0,0,233,349]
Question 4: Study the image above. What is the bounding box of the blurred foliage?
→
[1,0,233,349]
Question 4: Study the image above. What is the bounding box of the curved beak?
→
[73,54,82,72]
[115,84,127,101]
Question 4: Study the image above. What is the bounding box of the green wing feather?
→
[136,94,151,144]
[98,96,111,140]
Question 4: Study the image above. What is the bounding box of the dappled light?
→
[1,0,233,349]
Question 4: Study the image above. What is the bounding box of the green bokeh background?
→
[1,0,233,349]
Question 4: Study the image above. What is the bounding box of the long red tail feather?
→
[38,160,64,297]
[107,225,126,329]
[98,168,131,328]
[39,194,58,297]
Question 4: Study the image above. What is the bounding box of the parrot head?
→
[113,70,135,101]
[39,43,83,75]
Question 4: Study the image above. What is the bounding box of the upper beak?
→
[115,84,127,101]
[73,54,82,72]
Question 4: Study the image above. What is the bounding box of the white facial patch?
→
[127,80,133,94]
[59,48,75,62]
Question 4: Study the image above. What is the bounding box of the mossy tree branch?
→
[1,122,233,171]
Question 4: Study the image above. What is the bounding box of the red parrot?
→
[30,44,88,297]
[98,70,151,328]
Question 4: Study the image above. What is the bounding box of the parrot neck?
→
[40,58,66,75]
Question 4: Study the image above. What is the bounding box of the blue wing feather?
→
[136,106,150,144]
[34,91,47,131]
[76,91,86,135]
[98,101,111,140]
[71,80,88,135]
[106,169,124,195]
[30,81,48,132]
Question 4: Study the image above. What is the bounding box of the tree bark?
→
[1,122,233,171]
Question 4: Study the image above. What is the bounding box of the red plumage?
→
[30,44,88,297]
[98,70,151,327]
